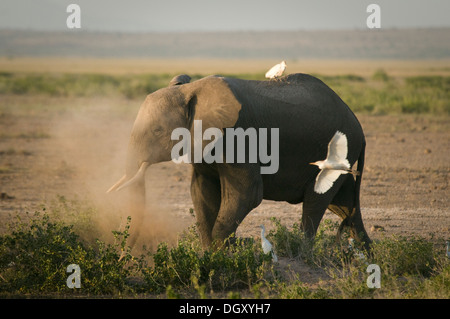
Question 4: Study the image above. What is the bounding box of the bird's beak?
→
[309,162,318,166]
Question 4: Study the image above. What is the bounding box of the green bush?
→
[372,69,390,82]
[0,212,87,293]
[405,76,450,90]
[1,72,449,114]
[414,264,450,298]
[370,235,437,277]
[266,217,306,259]
[276,279,330,299]
[267,218,449,298]
[268,217,348,267]
[0,211,141,295]
[0,208,275,296]
[142,227,273,294]
[0,202,448,298]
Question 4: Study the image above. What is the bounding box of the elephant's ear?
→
[181,76,242,133]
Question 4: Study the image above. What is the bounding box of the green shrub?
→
[414,264,450,298]
[372,69,390,82]
[1,72,449,114]
[267,217,307,259]
[0,212,87,293]
[370,235,437,277]
[276,275,330,299]
[268,217,348,267]
[0,211,141,295]
[405,76,450,90]
[267,218,450,298]
[0,201,448,298]
[142,227,273,294]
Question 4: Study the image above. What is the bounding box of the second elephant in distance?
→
[108,73,372,250]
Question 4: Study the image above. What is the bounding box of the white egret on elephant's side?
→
[265,61,287,79]
[259,225,278,262]
[310,131,360,194]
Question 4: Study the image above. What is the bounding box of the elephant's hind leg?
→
[301,193,329,240]
[328,174,371,250]
[301,176,346,240]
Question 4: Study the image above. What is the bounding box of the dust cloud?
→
[49,97,190,249]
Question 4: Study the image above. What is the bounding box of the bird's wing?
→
[262,239,273,254]
[265,64,280,78]
[276,64,285,76]
[314,169,343,194]
[327,131,348,165]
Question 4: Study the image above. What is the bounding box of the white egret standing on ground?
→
[446,240,450,259]
[265,61,287,79]
[348,238,367,264]
[259,225,278,262]
[310,131,360,194]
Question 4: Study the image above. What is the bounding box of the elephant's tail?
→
[354,138,365,217]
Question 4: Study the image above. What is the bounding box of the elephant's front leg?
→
[212,164,263,245]
[190,167,221,248]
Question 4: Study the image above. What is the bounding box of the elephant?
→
[108,73,372,251]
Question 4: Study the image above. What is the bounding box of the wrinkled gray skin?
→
[109,73,371,250]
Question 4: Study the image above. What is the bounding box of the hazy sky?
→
[1,0,449,32]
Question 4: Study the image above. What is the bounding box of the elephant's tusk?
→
[106,174,128,193]
[114,161,150,192]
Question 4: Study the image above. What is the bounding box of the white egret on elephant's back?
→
[265,61,287,79]
[310,131,360,194]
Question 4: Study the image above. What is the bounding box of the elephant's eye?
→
[152,126,164,135]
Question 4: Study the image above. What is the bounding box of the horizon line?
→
[1,26,450,34]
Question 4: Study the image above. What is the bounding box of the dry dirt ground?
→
[0,96,449,256]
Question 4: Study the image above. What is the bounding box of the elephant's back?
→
[225,73,343,111]
[224,74,365,203]
[225,73,362,139]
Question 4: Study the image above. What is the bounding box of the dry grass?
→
[1,57,450,77]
